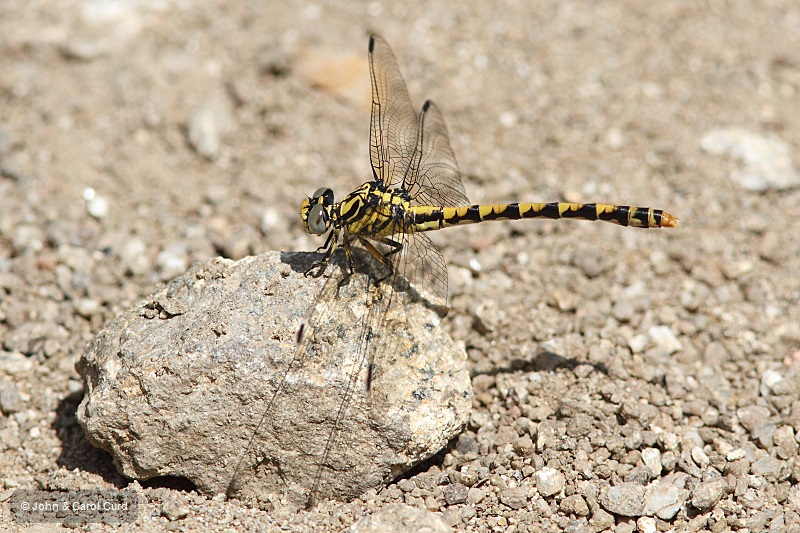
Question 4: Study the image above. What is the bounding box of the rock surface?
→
[76,251,472,506]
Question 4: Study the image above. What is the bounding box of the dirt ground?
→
[2,1,800,532]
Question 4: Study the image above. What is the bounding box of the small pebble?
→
[760,369,783,395]
[773,426,798,459]
[83,187,109,219]
[186,99,234,159]
[591,508,615,531]
[727,448,747,461]
[700,127,800,191]
[641,448,662,476]
[637,516,657,533]
[691,478,727,510]
[737,405,771,432]
[643,480,685,519]
[74,298,101,318]
[750,456,782,480]
[498,486,529,510]
[648,326,682,356]
[691,447,710,469]
[443,483,468,505]
[560,494,589,516]
[628,334,648,354]
[534,467,565,497]
[0,380,23,414]
[466,487,485,505]
[351,505,451,533]
[156,246,188,278]
[120,238,151,275]
[599,483,646,517]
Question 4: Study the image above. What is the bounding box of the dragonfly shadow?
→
[278,249,448,316]
[279,249,377,279]
[471,348,610,379]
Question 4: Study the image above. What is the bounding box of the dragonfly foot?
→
[304,262,328,277]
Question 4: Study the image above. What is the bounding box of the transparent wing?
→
[394,231,449,310]
[410,100,470,208]
[369,35,470,209]
[369,35,418,186]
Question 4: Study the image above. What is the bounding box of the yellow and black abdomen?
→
[409,202,678,232]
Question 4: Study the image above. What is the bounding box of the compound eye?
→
[312,187,331,201]
[307,204,329,235]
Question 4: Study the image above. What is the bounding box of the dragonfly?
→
[230,34,677,509]
[301,35,677,293]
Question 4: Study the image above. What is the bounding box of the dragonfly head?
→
[301,187,334,235]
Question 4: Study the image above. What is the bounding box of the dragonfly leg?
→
[378,237,403,258]
[315,229,336,254]
[358,236,401,286]
[336,238,357,289]
[306,230,339,277]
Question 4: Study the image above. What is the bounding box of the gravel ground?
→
[2,1,800,532]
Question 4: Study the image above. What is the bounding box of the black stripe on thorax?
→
[339,198,365,223]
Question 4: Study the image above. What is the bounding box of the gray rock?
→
[0,379,23,414]
[534,467,565,497]
[454,433,478,457]
[443,483,468,505]
[643,477,688,520]
[350,505,452,533]
[690,478,727,510]
[499,486,530,510]
[700,127,800,191]
[590,508,615,531]
[560,494,590,516]
[750,456,783,480]
[641,448,662,477]
[737,405,771,432]
[773,426,798,459]
[599,483,646,517]
[76,252,471,506]
[562,518,591,533]
[751,423,776,449]
[186,99,234,159]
